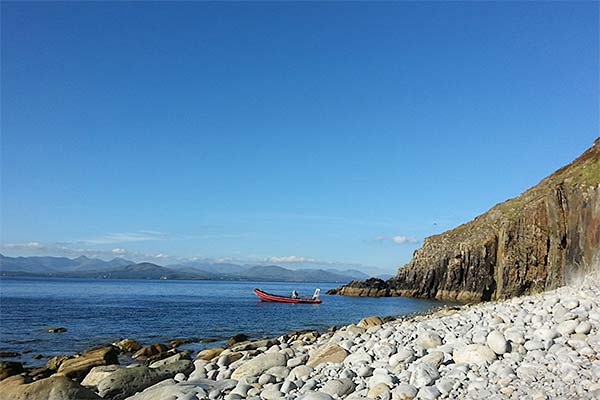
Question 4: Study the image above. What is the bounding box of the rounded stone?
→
[486,331,509,355]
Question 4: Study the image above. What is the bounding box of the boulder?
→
[227,334,249,346]
[416,331,442,349]
[114,338,142,353]
[453,344,496,366]
[125,379,202,400]
[392,384,418,400]
[0,374,100,400]
[57,346,119,381]
[368,382,391,398]
[96,365,167,400]
[409,363,439,388]
[0,361,24,381]
[46,355,70,371]
[196,347,225,361]
[486,331,509,355]
[149,352,190,368]
[301,391,334,400]
[321,378,356,397]
[81,365,122,388]
[133,343,169,360]
[230,352,287,380]
[358,316,384,328]
[307,343,349,367]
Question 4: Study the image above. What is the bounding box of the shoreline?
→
[1,277,599,399]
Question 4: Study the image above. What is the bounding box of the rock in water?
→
[227,334,249,346]
[328,138,600,301]
[0,361,24,381]
[196,347,225,361]
[114,338,142,353]
[132,343,168,360]
[46,327,67,333]
[57,346,119,381]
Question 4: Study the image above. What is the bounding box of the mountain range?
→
[0,254,370,283]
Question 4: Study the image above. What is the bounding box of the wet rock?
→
[0,351,21,358]
[0,361,24,381]
[227,334,249,346]
[46,327,67,333]
[46,355,70,371]
[114,338,142,353]
[132,343,169,360]
[196,347,225,361]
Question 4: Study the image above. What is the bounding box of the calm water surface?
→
[0,277,446,365]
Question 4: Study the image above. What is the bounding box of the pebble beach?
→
[1,273,599,400]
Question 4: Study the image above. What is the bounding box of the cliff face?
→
[329,138,600,302]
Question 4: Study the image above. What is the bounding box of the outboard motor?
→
[312,288,321,299]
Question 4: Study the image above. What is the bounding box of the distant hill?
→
[0,254,133,274]
[0,255,366,283]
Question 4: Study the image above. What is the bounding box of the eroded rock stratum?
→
[329,138,600,301]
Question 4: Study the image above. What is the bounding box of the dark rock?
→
[0,351,21,358]
[330,138,600,302]
[0,361,24,381]
[45,355,70,371]
[132,343,168,360]
[226,334,249,346]
[0,374,100,399]
[145,348,179,364]
[27,367,53,381]
[46,327,67,333]
[168,337,203,348]
[32,354,44,360]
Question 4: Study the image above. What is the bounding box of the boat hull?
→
[253,288,322,304]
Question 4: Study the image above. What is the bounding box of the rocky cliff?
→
[329,138,600,302]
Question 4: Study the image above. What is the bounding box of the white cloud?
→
[2,241,47,250]
[373,235,420,245]
[266,255,318,263]
[111,248,127,254]
[391,235,419,244]
[81,231,168,244]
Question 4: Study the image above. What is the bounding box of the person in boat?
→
[291,290,299,299]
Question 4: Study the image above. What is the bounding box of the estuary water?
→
[0,277,446,366]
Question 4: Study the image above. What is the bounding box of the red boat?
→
[253,288,322,304]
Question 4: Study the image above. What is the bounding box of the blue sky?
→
[1,2,598,274]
